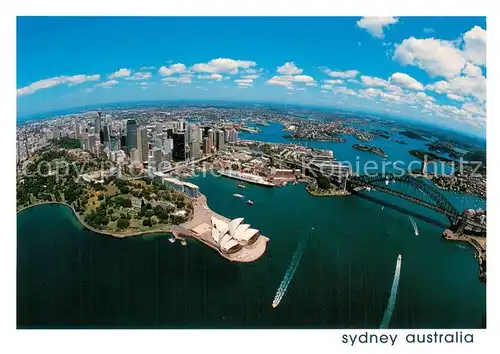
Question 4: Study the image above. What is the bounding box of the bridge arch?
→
[349,173,460,223]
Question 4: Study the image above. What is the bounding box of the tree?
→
[117,218,130,229]
[317,176,331,190]
[142,218,152,227]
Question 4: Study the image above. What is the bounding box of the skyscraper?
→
[216,130,225,151]
[207,129,214,151]
[156,123,163,134]
[172,132,186,161]
[137,127,149,163]
[126,119,138,155]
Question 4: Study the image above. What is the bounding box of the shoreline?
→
[17,195,269,263]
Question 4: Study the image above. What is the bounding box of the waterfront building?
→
[210,217,261,253]
[137,127,149,163]
[172,131,186,161]
[162,177,185,192]
[228,128,238,143]
[183,181,200,198]
[126,119,138,154]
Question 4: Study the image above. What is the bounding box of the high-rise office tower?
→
[137,127,149,163]
[152,147,162,169]
[166,128,174,139]
[126,119,138,155]
[172,132,186,161]
[216,130,225,151]
[207,129,214,149]
[202,137,209,155]
[95,115,101,138]
[156,123,163,134]
[191,141,201,160]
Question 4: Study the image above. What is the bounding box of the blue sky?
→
[17,17,486,135]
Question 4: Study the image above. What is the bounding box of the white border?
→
[2,1,497,354]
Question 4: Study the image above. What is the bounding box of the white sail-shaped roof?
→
[233,224,251,240]
[228,218,244,237]
[221,239,239,252]
[239,228,259,242]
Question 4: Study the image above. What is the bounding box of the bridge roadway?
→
[347,179,460,219]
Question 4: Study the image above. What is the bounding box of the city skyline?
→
[17,17,486,136]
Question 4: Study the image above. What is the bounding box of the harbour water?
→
[17,122,486,329]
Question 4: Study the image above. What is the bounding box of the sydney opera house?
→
[211,216,261,254]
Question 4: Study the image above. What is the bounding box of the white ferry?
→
[233,193,244,198]
[247,200,254,205]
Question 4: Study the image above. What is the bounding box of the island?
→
[352,143,388,158]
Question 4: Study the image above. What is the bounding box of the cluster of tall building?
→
[65,113,239,172]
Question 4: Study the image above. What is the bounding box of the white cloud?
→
[462,63,483,77]
[462,25,486,66]
[158,63,187,76]
[334,86,357,95]
[277,62,303,75]
[241,74,259,79]
[389,72,424,90]
[292,75,315,83]
[125,72,152,81]
[347,79,360,84]
[320,90,328,93]
[393,37,466,78]
[447,93,465,102]
[161,75,192,84]
[423,28,435,34]
[17,74,100,97]
[140,66,156,71]
[191,58,256,74]
[323,69,359,79]
[356,17,399,39]
[198,73,223,81]
[108,68,131,79]
[235,79,253,85]
[266,73,316,88]
[96,80,119,87]
[324,79,344,85]
[267,76,293,87]
[360,75,389,87]
[321,84,333,90]
[426,74,486,101]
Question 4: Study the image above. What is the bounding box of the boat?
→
[408,216,419,236]
[233,193,244,198]
[237,183,246,188]
[281,181,288,187]
[217,169,274,187]
[247,200,254,205]
[385,179,389,185]
[168,236,176,243]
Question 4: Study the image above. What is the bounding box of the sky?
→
[17,17,486,136]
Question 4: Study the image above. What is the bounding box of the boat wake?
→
[272,234,309,309]
[380,254,402,329]
[408,216,419,236]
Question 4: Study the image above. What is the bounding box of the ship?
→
[217,169,274,187]
[272,301,278,308]
[247,200,254,205]
[168,236,176,243]
[237,183,246,188]
[408,216,419,236]
[233,193,244,198]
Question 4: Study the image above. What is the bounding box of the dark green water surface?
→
[17,172,486,329]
